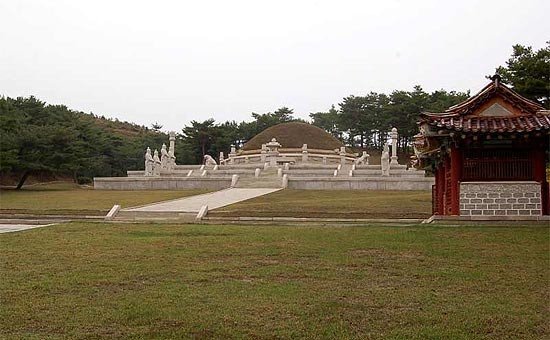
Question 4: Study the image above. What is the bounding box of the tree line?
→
[1,43,547,188]
[0,96,167,188]
[179,88,469,165]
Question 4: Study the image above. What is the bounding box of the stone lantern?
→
[266,138,281,166]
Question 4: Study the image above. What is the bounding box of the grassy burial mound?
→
[242,122,344,150]
[1,223,547,338]
[0,182,208,216]
[210,189,432,219]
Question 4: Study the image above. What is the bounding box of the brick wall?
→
[460,182,541,216]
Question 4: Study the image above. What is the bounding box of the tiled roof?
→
[419,77,549,133]
[444,81,543,116]
[423,111,550,133]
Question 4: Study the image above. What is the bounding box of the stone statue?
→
[144,147,154,176]
[168,132,176,171]
[160,143,169,170]
[153,149,161,176]
[381,144,390,176]
[355,151,370,165]
[409,155,419,170]
[204,154,217,167]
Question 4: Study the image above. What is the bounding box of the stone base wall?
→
[460,182,541,216]
[288,177,434,190]
[94,177,231,190]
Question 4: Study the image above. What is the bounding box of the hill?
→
[0,96,167,188]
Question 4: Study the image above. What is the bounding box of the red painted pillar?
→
[437,163,445,215]
[533,149,549,215]
[450,147,462,215]
[438,165,441,215]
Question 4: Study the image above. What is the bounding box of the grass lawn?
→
[0,182,209,216]
[210,189,432,219]
[1,222,548,339]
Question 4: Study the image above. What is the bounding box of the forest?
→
[1,43,548,188]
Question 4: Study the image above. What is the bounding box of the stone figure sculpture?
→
[204,154,217,166]
[153,149,161,176]
[168,132,176,171]
[144,147,154,176]
[160,143,169,170]
[381,144,390,176]
[409,155,419,169]
[355,151,370,165]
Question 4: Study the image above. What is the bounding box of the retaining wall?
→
[460,181,542,216]
[94,177,231,190]
[288,177,434,190]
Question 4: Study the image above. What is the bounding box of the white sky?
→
[1,0,548,130]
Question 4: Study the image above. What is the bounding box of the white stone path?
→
[125,188,281,213]
[0,223,56,233]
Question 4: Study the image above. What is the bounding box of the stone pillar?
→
[339,146,346,165]
[219,152,224,165]
[228,145,237,164]
[390,127,398,165]
[302,144,308,163]
[282,174,288,188]
[230,174,239,188]
[169,132,176,155]
[260,144,267,162]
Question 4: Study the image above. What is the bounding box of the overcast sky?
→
[1,0,548,130]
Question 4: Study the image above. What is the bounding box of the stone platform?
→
[94,163,433,191]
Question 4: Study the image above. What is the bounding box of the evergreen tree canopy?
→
[496,42,550,108]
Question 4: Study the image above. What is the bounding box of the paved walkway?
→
[0,223,56,233]
[125,188,281,213]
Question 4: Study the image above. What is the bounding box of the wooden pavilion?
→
[414,75,549,217]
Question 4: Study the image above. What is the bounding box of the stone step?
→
[115,210,197,221]
[234,177,282,188]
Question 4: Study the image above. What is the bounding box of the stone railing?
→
[221,147,356,165]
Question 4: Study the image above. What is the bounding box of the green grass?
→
[0,182,209,216]
[211,189,432,219]
[1,223,548,339]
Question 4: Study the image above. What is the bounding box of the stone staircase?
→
[235,168,283,188]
